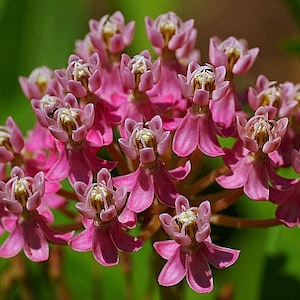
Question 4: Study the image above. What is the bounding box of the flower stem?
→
[186,164,228,195]
[211,214,282,228]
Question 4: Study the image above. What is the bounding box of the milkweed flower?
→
[209,36,259,75]
[114,115,191,212]
[173,62,229,157]
[19,66,62,100]
[0,166,73,262]
[68,168,143,266]
[45,93,115,184]
[55,53,102,98]
[217,106,295,200]
[89,11,135,66]
[154,196,240,293]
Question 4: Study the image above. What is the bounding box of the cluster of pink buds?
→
[1,10,300,298]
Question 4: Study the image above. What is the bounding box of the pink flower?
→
[236,106,288,154]
[114,116,190,212]
[120,50,161,92]
[0,117,25,164]
[45,93,115,184]
[0,166,72,262]
[270,182,300,227]
[19,66,62,100]
[68,168,143,266]
[55,53,102,98]
[154,196,240,293]
[145,12,194,53]
[248,75,299,119]
[173,63,228,157]
[209,36,259,74]
[89,11,135,65]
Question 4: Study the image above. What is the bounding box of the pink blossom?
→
[216,146,296,200]
[154,196,239,293]
[19,66,62,100]
[270,182,300,227]
[0,166,72,262]
[236,106,288,154]
[68,168,143,266]
[55,53,102,98]
[31,94,63,128]
[89,11,135,66]
[0,117,25,164]
[114,116,190,212]
[209,36,259,74]
[120,50,161,92]
[45,93,115,184]
[248,75,300,121]
[217,106,293,200]
[173,63,228,157]
[145,12,194,53]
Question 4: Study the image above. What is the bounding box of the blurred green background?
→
[1,0,300,299]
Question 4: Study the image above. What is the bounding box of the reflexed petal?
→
[172,113,198,157]
[68,223,93,251]
[158,246,186,287]
[0,225,23,258]
[202,240,240,268]
[109,220,143,252]
[22,219,49,262]
[93,227,118,266]
[153,240,179,260]
[126,168,154,213]
[186,250,213,293]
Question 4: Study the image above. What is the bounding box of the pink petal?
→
[153,166,178,207]
[158,246,187,287]
[172,113,198,157]
[198,112,224,157]
[22,220,49,262]
[126,168,154,213]
[0,225,23,258]
[109,220,143,252]
[153,240,180,260]
[68,224,93,252]
[186,250,213,293]
[202,240,240,268]
[93,226,118,266]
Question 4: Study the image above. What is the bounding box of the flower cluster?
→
[1,10,300,296]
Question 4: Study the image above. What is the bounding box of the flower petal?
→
[0,225,23,258]
[93,226,118,266]
[109,220,143,252]
[202,240,240,268]
[153,240,180,260]
[158,246,186,287]
[186,249,213,293]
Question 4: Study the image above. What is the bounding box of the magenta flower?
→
[0,166,73,262]
[173,63,229,157]
[270,182,300,227]
[145,12,194,53]
[120,50,161,92]
[236,106,288,154]
[0,117,25,164]
[45,93,115,184]
[19,66,62,100]
[217,107,294,200]
[68,168,143,266]
[114,116,191,212]
[209,36,259,74]
[248,75,299,119]
[89,11,135,65]
[55,53,102,98]
[154,196,240,293]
